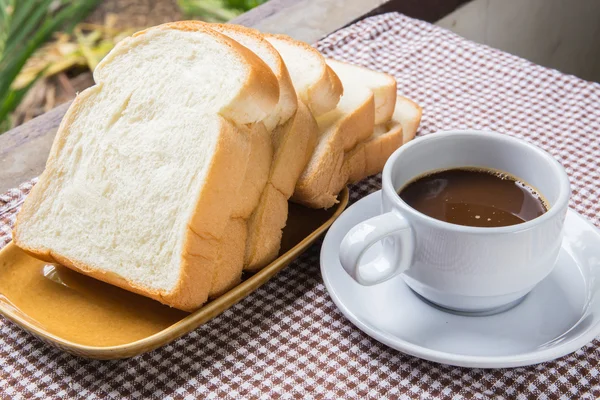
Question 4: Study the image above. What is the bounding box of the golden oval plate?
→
[0,188,348,359]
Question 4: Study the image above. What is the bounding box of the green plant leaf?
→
[224,0,268,12]
[4,0,55,57]
[0,0,100,132]
[0,67,46,128]
[178,0,243,22]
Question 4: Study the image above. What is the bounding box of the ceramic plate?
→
[0,188,348,359]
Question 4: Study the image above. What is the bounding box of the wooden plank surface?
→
[0,0,470,192]
[235,0,389,43]
[0,102,71,192]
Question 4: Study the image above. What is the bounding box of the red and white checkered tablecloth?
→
[2,12,600,399]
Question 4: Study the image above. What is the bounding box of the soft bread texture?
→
[326,59,397,124]
[193,26,318,273]
[207,23,297,131]
[95,22,279,125]
[292,82,375,209]
[346,96,423,183]
[173,23,293,293]
[13,24,280,311]
[244,100,318,270]
[264,33,343,117]
[210,123,272,296]
[241,29,341,268]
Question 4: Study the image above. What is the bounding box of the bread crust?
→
[372,83,398,124]
[395,96,422,144]
[292,92,375,209]
[242,100,318,270]
[264,33,343,117]
[346,122,403,183]
[230,123,273,220]
[326,59,397,124]
[345,96,423,184]
[209,217,247,297]
[269,100,318,198]
[316,65,344,117]
[208,23,298,131]
[244,183,288,270]
[209,123,272,297]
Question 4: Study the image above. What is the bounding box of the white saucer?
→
[321,191,600,368]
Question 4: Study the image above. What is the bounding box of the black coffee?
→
[398,168,547,227]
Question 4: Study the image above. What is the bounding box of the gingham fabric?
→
[1,12,600,399]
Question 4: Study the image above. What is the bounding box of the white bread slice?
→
[244,100,318,270]
[395,96,423,145]
[95,22,279,125]
[208,23,297,131]
[244,183,288,270]
[174,23,296,292]
[326,59,397,124]
[264,33,343,117]
[345,120,402,184]
[346,96,422,183]
[13,23,280,311]
[191,25,316,279]
[292,83,375,209]
[210,122,272,296]
[268,100,318,198]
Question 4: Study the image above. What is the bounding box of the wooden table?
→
[0,0,468,193]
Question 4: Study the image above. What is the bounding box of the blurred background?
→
[0,0,268,133]
[1,0,599,135]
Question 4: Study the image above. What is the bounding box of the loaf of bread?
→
[244,33,339,270]
[13,23,279,311]
[13,22,421,310]
[190,23,295,296]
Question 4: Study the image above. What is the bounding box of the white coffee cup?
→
[339,130,570,314]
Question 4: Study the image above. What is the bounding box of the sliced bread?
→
[264,33,343,117]
[210,122,272,296]
[326,59,397,124]
[189,23,297,292]
[244,100,318,270]
[195,25,318,275]
[13,23,279,311]
[394,96,423,145]
[346,96,423,183]
[240,31,343,269]
[208,23,297,131]
[292,83,375,209]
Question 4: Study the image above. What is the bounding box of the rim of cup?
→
[382,130,571,235]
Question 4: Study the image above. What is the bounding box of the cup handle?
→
[339,211,414,285]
